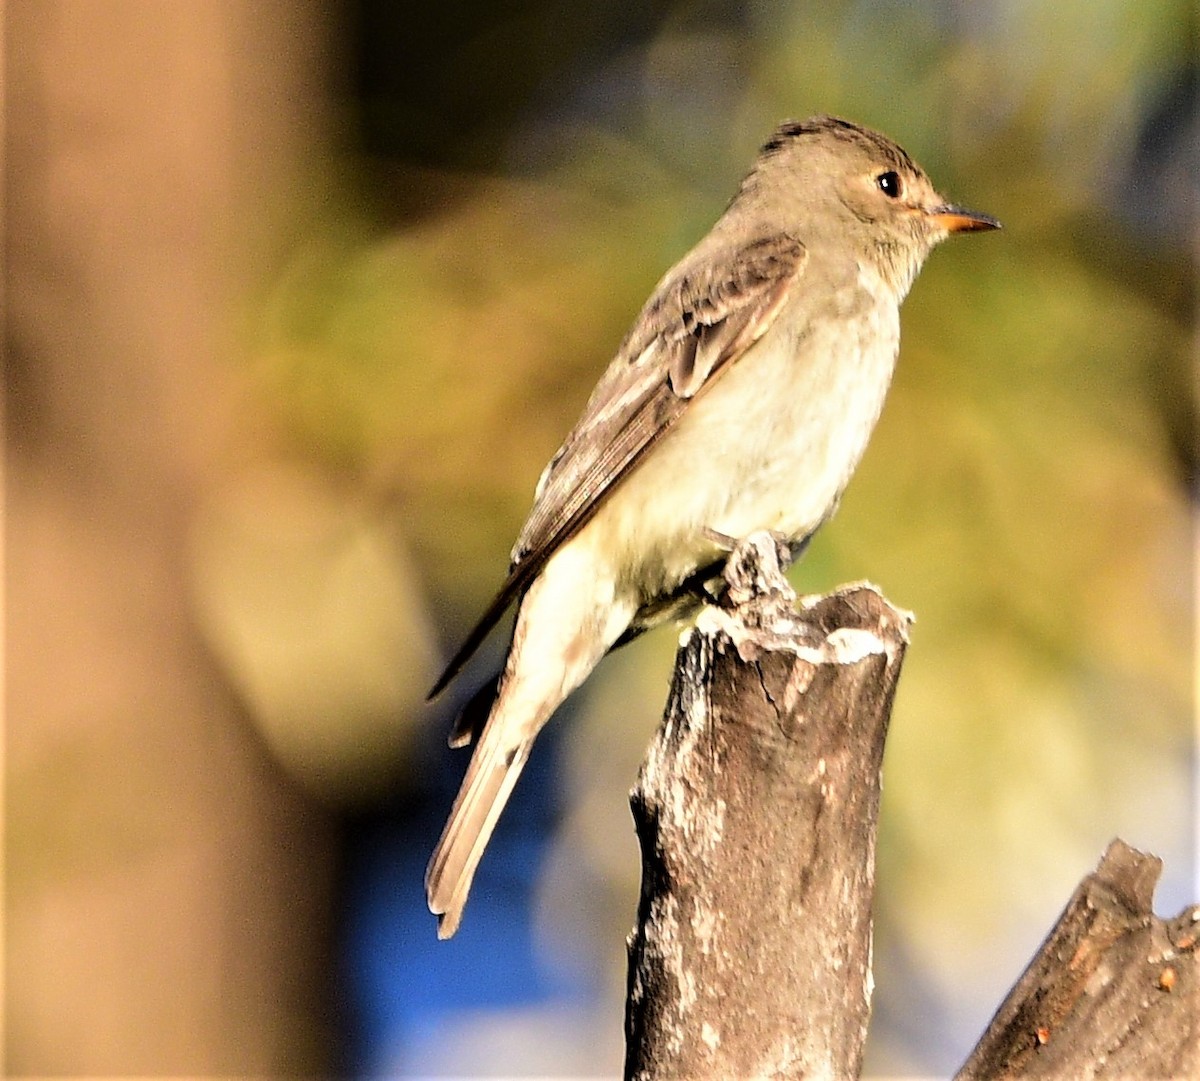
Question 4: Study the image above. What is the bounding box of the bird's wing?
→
[428,232,807,699]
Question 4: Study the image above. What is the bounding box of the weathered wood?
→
[623,533,911,1081]
[956,839,1198,1080]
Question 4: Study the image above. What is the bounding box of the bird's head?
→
[745,116,1000,296]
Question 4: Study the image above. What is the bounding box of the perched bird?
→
[426,115,998,938]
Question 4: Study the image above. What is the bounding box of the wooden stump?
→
[624,533,911,1080]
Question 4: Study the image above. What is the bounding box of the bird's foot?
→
[702,527,798,571]
[700,526,739,551]
[721,532,799,618]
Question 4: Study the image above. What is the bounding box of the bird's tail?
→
[426,546,633,938]
[425,717,532,939]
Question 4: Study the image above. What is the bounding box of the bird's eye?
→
[876,171,903,199]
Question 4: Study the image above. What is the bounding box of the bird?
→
[425,115,998,938]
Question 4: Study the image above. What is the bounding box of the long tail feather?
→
[425,726,532,939]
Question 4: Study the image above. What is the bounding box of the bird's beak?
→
[926,204,1001,233]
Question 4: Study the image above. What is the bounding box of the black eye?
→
[876,171,903,198]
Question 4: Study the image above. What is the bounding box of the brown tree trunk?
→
[6,2,336,1073]
[624,534,911,1080]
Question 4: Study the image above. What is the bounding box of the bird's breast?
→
[583,268,901,601]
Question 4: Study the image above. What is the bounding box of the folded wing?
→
[428,232,807,700]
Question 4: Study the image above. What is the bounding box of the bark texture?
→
[956,839,1198,1081]
[624,533,911,1081]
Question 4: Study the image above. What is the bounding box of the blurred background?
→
[5,0,1195,1076]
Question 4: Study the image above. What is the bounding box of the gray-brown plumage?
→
[426,115,998,938]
